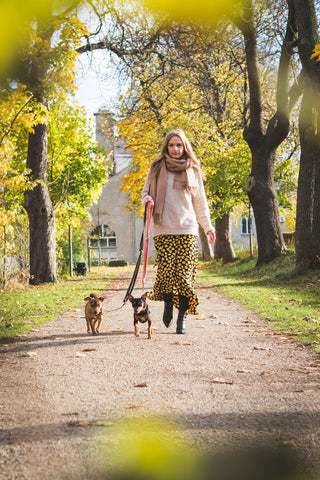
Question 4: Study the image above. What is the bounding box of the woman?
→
[142,129,215,334]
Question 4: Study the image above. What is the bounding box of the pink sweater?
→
[142,168,214,237]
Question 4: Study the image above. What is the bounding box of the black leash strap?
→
[122,204,149,304]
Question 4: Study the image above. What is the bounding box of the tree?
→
[174,26,251,262]
[82,13,252,262]
[1,81,109,285]
[79,3,302,264]
[0,0,80,76]
[232,0,299,265]
[47,101,109,228]
[139,0,304,266]
[113,30,250,262]
[0,83,47,285]
[293,0,320,269]
[12,13,89,284]
[18,99,109,270]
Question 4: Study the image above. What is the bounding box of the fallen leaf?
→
[254,346,273,351]
[22,351,37,358]
[82,348,97,352]
[212,377,234,385]
[172,341,192,346]
[52,337,66,341]
[237,369,252,374]
[260,371,272,376]
[282,440,296,448]
[112,328,126,332]
[196,314,206,320]
[135,382,148,388]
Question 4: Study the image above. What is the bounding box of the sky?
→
[73,31,126,124]
[74,53,120,120]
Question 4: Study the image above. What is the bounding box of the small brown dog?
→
[84,293,104,335]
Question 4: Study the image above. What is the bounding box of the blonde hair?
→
[150,129,203,178]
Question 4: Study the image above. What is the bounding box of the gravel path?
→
[0,272,320,479]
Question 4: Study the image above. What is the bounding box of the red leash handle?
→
[142,201,153,292]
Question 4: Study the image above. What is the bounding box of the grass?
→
[0,266,131,342]
[196,248,320,354]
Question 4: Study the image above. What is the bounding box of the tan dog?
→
[84,293,104,335]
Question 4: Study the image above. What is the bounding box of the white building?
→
[88,110,146,265]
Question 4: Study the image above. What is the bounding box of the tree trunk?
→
[234,0,295,265]
[295,89,316,268]
[293,0,320,269]
[309,150,320,267]
[214,214,236,263]
[246,149,286,265]
[198,224,213,260]
[24,122,57,284]
[296,102,320,269]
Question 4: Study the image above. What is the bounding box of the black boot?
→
[162,293,173,328]
[176,295,188,334]
[176,310,187,334]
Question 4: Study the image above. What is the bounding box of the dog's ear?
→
[128,294,133,302]
[84,297,90,301]
[99,297,105,302]
[141,293,147,301]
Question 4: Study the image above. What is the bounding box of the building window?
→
[90,224,117,249]
[91,224,116,241]
[242,216,253,234]
[89,224,117,264]
[108,237,117,247]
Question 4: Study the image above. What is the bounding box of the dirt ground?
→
[0,272,320,480]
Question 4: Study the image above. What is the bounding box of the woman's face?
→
[167,135,185,159]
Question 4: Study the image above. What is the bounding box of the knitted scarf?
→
[149,155,198,224]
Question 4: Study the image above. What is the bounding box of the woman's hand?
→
[143,195,154,206]
[207,230,216,244]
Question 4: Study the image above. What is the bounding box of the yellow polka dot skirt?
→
[147,234,199,315]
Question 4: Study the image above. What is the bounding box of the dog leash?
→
[122,201,153,305]
[142,201,153,292]
[105,203,152,314]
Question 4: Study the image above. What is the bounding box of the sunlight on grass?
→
[0,266,134,341]
[197,250,320,354]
